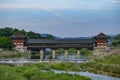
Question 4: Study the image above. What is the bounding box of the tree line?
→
[0,27,54,39]
[112,34,120,47]
[0,27,54,50]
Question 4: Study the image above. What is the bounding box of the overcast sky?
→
[0,0,120,37]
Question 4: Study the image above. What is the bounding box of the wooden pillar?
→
[40,50,44,60]
[64,50,68,59]
[52,50,56,60]
[77,50,80,59]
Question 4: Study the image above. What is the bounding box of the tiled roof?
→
[94,32,110,39]
[11,36,27,38]
[26,38,94,44]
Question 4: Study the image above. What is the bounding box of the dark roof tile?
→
[26,39,94,44]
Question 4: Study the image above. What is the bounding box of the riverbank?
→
[51,69,120,80]
[1,62,120,80]
[49,53,120,78]
[0,49,120,79]
[0,63,91,80]
[0,51,28,59]
[79,54,120,77]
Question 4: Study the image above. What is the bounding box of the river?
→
[51,69,120,80]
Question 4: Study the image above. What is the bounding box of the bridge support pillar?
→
[40,50,44,60]
[28,50,31,59]
[77,50,80,59]
[52,50,56,60]
[64,50,68,59]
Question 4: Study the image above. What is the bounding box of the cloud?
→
[0,0,118,10]
[41,8,64,18]
[0,3,39,9]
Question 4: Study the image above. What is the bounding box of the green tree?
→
[112,41,118,46]
[0,27,58,40]
[68,48,77,54]
[0,27,13,36]
[42,34,54,39]
[0,36,14,50]
[56,48,64,54]
[17,29,26,35]
[113,34,120,40]
[12,28,20,35]
[27,31,41,39]
[112,40,120,48]
[80,48,90,55]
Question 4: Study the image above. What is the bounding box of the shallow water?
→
[52,69,120,80]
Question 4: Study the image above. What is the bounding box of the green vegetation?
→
[79,54,120,77]
[68,48,77,54]
[50,62,80,71]
[0,65,26,80]
[31,52,40,59]
[41,34,55,39]
[0,27,55,50]
[0,27,55,39]
[112,40,120,48]
[80,48,91,56]
[0,52,120,79]
[45,53,120,78]
[56,48,64,54]
[0,36,14,50]
[0,27,41,39]
[0,51,28,59]
[0,27,54,39]
[113,33,120,40]
[0,63,91,80]
[111,33,120,48]
[95,54,120,65]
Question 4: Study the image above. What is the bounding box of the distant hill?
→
[108,34,117,38]
[40,34,93,39]
[63,37,92,39]
[40,34,61,39]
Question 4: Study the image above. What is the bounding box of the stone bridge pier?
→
[40,49,44,60]
[39,49,81,60]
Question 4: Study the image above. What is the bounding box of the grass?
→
[47,54,120,78]
[0,63,91,80]
[50,62,80,71]
[0,51,27,59]
[79,54,120,77]
[95,54,120,65]
[0,49,120,78]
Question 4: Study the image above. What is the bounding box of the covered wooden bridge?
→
[26,38,94,60]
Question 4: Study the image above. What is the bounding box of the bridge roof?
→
[26,38,94,44]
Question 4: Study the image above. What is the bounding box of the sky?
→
[0,0,120,37]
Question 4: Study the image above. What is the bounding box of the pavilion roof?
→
[94,32,109,39]
[11,36,27,39]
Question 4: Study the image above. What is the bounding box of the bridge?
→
[26,38,94,60]
[26,38,94,50]
[12,32,109,60]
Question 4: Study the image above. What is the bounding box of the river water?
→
[51,69,120,80]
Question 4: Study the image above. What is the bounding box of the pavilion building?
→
[94,32,109,48]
